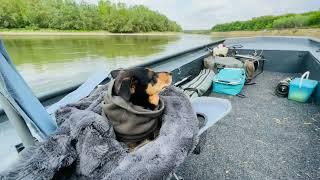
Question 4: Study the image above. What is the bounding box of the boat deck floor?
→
[177,71,320,180]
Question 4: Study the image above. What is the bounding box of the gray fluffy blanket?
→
[0,84,199,180]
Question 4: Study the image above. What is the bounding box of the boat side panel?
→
[234,49,306,73]
[170,56,204,83]
[303,52,320,81]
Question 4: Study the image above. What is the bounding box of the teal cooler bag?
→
[288,71,318,103]
[213,68,246,95]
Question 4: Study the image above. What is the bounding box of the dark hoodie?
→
[101,80,164,143]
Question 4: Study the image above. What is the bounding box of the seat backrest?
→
[0,40,57,138]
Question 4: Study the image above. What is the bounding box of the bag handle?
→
[299,71,310,88]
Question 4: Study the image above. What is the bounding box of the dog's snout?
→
[155,72,172,86]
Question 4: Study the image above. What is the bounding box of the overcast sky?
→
[88,0,320,30]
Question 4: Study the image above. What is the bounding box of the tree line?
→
[0,0,182,33]
[211,11,320,32]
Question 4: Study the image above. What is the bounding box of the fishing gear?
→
[275,77,292,97]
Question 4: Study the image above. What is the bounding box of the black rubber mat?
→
[177,71,320,180]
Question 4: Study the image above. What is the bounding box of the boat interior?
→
[1,36,320,179]
[150,36,320,179]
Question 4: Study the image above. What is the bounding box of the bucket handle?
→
[299,71,310,88]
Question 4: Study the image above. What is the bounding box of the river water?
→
[2,34,221,96]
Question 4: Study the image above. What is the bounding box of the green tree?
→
[211,10,320,32]
[0,0,182,32]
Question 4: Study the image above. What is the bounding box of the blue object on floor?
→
[288,71,318,103]
[213,68,246,95]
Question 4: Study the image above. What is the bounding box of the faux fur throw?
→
[0,84,199,180]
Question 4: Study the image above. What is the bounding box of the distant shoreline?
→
[211,28,320,38]
[1,28,319,38]
[0,30,181,36]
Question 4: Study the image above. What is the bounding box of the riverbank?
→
[0,29,181,36]
[211,28,320,38]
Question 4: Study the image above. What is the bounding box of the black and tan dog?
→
[110,67,172,110]
[102,67,172,151]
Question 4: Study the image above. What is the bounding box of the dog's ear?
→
[110,69,123,79]
[115,77,135,101]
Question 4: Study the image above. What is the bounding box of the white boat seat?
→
[191,96,232,135]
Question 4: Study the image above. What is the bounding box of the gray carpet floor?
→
[177,71,320,180]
